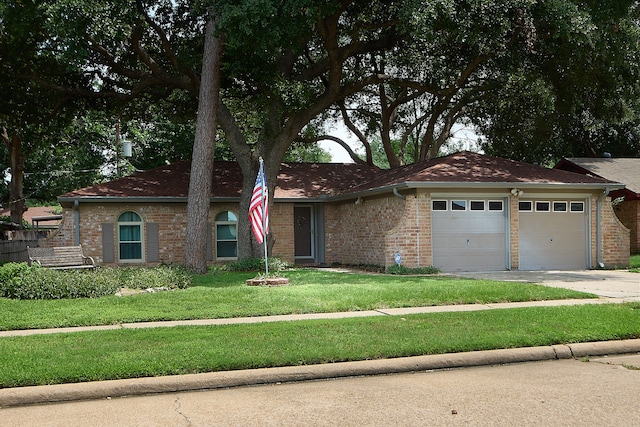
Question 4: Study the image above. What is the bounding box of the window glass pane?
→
[217,241,238,258]
[216,224,237,240]
[215,211,237,259]
[488,201,503,211]
[432,200,447,211]
[119,225,141,241]
[570,202,585,212]
[535,201,550,212]
[519,201,532,211]
[553,201,567,212]
[118,212,141,222]
[451,200,466,211]
[120,242,142,260]
[215,211,238,222]
[470,201,485,211]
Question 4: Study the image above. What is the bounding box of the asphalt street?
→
[2,355,640,426]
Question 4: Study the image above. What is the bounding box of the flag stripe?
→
[249,160,269,244]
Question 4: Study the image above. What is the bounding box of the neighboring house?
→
[555,157,640,255]
[0,206,62,236]
[48,151,629,272]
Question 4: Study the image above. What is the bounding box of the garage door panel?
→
[519,202,587,270]
[435,234,505,250]
[432,199,507,272]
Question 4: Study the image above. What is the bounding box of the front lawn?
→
[630,254,640,272]
[0,269,595,331]
[1,303,639,388]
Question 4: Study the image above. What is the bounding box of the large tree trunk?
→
[184,11,223,273]
[1,127,27,227]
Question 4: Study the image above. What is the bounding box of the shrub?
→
[0,262,32,286]
[386,264,440,275]
[0,265,192,300]
[116,266,192,290]
[222,257,289,273]
[2,268,120,300]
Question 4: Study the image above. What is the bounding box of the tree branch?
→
[295,135,366,164]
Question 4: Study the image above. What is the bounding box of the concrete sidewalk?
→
[0,296,637,338]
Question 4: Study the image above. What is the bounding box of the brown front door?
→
[294,206,313,258]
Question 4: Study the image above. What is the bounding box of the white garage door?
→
[519,200,588,270]
[432,198,508,272]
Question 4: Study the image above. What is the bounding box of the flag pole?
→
[260,157,269,277]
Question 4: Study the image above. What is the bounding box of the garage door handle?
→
[467,239,470,246]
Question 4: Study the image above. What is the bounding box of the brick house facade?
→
[50,152,630,271]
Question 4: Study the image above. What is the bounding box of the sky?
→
[319,124,481,163]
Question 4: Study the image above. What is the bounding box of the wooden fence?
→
[0,230,40,263]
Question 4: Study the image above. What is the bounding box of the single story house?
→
[555,157,640,255]
[48,151,630,272]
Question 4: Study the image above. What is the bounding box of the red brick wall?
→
[325,195,405,267]
[384,190,432,268]
[614,199,639,254]
[509,194,519,270]
[600,197,630,267]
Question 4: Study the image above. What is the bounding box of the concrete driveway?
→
[450,269,640,299]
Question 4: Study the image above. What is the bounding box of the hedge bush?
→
[1,267,120,300]
[115,266,192,290]
[0,264,192,300]
[386,264,440,275]
[222,257,289,273]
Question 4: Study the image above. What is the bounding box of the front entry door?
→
[294,206,314,259]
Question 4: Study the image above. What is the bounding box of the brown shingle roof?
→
[59,152,620,201]
[349,151,618,192]
[555,157,640,195]
[59,161,380,200]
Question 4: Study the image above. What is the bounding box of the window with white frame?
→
[451,200,467,211]
[215,211,238,259]
[488,200,504,211]
[519,201,533,211]
[432,200,448,211]
[470,200,485,211]
[535,201,551,212]
[118,211,143,262]
[553,201,568,212]
[570,201,585,212]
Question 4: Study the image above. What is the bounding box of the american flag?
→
[249,159,269,244]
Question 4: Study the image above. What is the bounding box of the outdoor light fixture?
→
[510,188,524,197]
[355,197,363,205]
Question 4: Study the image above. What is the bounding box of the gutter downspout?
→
[74,199,80,246]
[596,188,611,268]
[391,187,410,267]
[392,187,406,200]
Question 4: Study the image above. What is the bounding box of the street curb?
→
[2,338,639,408]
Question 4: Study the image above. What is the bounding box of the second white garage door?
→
[518,199,589,270]
[431,198,508,272]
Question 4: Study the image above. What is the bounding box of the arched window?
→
[215,211,238,259]
[118,211,144,262]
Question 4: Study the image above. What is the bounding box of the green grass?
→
[630,254,640,272]
[1,303,639,387]
[0,269,594,331]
